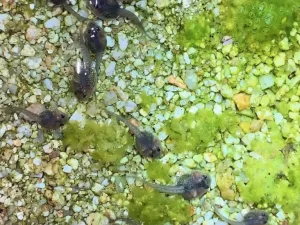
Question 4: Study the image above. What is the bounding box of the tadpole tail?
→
[63,3,88,22]
[4,107,41,122]
[104,109,141,136]
[95,52,103,76]
[117,8,153,40]
[213,205,242,225]
[127,174,184,194]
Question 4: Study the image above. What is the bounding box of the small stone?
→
[21,44,36,57]
[0,13,11,31]
[232,93,250,111]
[33,157,42,166]
[203,152,217,163]
[294,51,300,64]
[173,106,185,118]
[250,120,263,132]
[67,158,79,170]
[124,101,137,112]
[64,15,73,26]
[193,154,203,163]
[26,25,42,44]
[43,79,53,90]
[120,157,128,164]
[0,124,6,138]
[279,37,289,50]
[44,17,60,29]
[183,52,190,64]
[259,74,274,90]
[104,91,118,105]
[63,165,72,173]
[73,205,82,213]
[25,57,42,69]
[184,70,198,90]
[182,159,197,168]
[118,33,128,51]
[16,211,24,220]
[106,36,115,47]
[105,61,116,76]
[274,52,286,67]
[156,0,170,8]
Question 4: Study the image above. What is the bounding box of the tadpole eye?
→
[61,114,65,119]
[96,27,100,31]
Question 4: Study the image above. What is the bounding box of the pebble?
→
[0,13,11,31]
[16,211,24,220]
[118,33,128,51]
[173,106,185,118]
[26,25,42,44]
[259,74,274,90]
[64,15,73,26]
[36,182,46,189]
[73,205,82,213]
[25,57,42,69]
[43,143,52,153]
[63,165,72,173]
[274,52,286,67]
[105,61,116,76]
[17,124,32,138]
[124,101,137,112]
[0,124,6,138]
[69,111,85,124]
[203,153,217,162]
[183,52,191,64]
[106,36,115,47]
[182,158,197,168]
[67,158,79,170]
[43,79,53,90]
[156,0,170,8]
[232,93,250,111]
[104,91,118,105]
[184,70,198,90]
[44,17,61,29]
[21,44,36,57]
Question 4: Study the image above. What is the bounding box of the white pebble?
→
[43,143,52,153]
[73,205,82,212]
[16,211,24,220]
[0,124,6,138]
[124,101,137,112]
[36,182,46,189]
[183,52,191,64]
[33,157,41,166]
[213,103,222,115]
[118,32,128,51]
[173,106,185,118]
[106,36,115,47]
[0,14,11,31]
[69,111,85,123]
[25,57,42,69]
[43,79,53,90]
[21,44,36,57]
[44,17,60,29]
[105,61,116,76]
[63,165,72,173]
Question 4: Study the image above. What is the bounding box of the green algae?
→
[62,120,134,164]
[128,187,192,225]
[176,12,219,49]
[165,109,239,153]
[238,121,300,224]
[140,92,157,114]
[145,161,171,183]
[221,0,300,50]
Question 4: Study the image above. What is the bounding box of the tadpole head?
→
[84,22,107,53]
[244,211,269,225]
[54,110,69,127]
[136,132,162,158]
[192,172,211,189]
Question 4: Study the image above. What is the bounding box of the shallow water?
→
[0,0,300,224]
